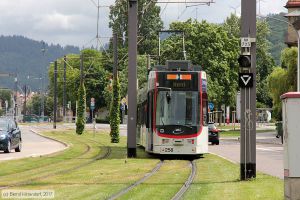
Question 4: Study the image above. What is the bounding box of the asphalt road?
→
[209,132,283,179]
[0,126,66,162]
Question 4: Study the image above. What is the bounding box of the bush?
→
[76,82,86,135]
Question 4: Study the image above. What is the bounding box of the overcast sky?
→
[0,0,287,47]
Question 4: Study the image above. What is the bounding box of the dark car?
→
[0,118,22,153]
[208,122,219,145]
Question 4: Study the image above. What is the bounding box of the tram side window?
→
[146,92,151,128]
[143,102,147,125]
[202,92,208,125]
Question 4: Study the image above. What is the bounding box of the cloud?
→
[0,0,289,47]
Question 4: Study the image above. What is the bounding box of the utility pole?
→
[14,76,17,121]
[24,85,27,118]
[63,55,67,122]
[53,61,57,129]
[240,0,256,180]
[127,0,138,158]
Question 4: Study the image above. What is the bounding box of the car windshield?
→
[156,91,199,126]
[0,120,8,131]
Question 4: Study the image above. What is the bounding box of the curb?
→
[209,152,238,164]
[30,129,70,155]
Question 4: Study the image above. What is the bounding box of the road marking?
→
[256,147,282,153]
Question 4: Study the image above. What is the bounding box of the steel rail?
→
[107,160,164,200]
[171,160,197,200]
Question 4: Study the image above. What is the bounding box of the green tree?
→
[281,47,297,90]
[255,19,275,107]
[267,67,289,120]
[266,13,288,66]
[109,0,163,55]
[159,19,239,107]
[48,49,110,116]
[0,89,12,110]
[27,94,42,115]
[118,56,148,98]
[76,82,86,135]
[109,74,120,143]
[267,47,297,120]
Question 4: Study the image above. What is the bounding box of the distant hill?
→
[265,13,288,66]
[0,35,80,91]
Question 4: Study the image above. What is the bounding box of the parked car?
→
[208,122,219,145]
[0,118,22,153]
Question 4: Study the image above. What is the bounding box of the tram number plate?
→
[163,147,173,153]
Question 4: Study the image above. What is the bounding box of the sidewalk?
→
[221,131,282,145]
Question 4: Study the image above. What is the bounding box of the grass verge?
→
[183,154,283,200]
[0,129,283,200]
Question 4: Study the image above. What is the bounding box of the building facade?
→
[285,0,300,46]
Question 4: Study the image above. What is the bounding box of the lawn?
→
[183,154,283,200]
[0,129,283,200]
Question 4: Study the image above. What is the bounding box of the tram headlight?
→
[187,139,195,144]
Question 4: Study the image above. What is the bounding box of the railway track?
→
[0,130,112,189]
[107,159,197,200]
[107,160,164,200]
[171,160,197,200]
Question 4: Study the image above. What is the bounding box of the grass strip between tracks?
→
[0,129,283,200]
[183,154,283,200]
[0,130,159,199]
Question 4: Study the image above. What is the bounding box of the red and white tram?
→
[137,60,208,155]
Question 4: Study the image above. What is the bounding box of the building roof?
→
[286,1,300,8]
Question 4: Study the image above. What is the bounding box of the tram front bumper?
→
[153,145,208,155]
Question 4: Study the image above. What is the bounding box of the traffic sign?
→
[241,37,251,47]
[208,102,214,111]
[239,73,253,88]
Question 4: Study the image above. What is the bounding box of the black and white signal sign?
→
[239,73,253,88]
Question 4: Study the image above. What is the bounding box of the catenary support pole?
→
[14,76,17,121]
[24,85,27,118]
[127,0,138,158]
[53,61,57,129]
[240,0,256,180]
[63,55,67,122]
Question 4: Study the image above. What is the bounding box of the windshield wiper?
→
[161,118,165,126]
[180,124,193,129]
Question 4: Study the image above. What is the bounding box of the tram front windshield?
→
[156,91,199,127]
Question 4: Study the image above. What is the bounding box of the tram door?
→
[147,92,154,151]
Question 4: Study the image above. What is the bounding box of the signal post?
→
[127,0,138,157]
[239,0,256,180]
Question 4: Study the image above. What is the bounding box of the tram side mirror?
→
[166,92,171,104]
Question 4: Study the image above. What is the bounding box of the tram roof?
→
[151,60,202,72]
